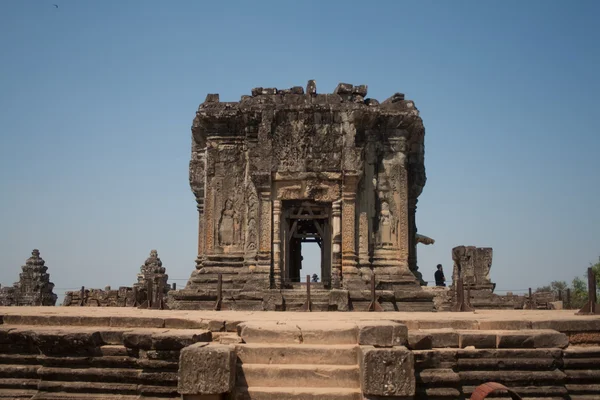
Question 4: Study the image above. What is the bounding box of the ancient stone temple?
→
[170,81,433,311]
[0,249,57,306]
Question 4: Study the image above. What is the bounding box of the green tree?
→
[568,260,600,309]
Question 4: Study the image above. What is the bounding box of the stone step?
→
[0,364,39,379]
[31,393,175,400]
[0,354,40,365]
[238,322,357,345]
[235,344,358,365]
[237,364,359,388]
[38,367,142,384]
[0,388,37,399]
[100,345,128,357]
[37,380,138,394]
[0,377,39,389]
[233,386,362,400]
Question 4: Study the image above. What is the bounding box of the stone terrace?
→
[1,307,600,400]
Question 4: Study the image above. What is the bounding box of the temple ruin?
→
[0,249,57,307]
[63,250,171,307]
[170,81,434,311]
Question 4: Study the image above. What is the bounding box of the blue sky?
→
[1,0,598,300]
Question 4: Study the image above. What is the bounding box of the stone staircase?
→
[0,325,211,400]
[234,331,362,400]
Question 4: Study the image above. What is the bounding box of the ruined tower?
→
[170,81,432,311]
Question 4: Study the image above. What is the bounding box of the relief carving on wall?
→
[377,200,397,247]
[276,180,340,202]
[245,186,258,252]
[218,198,240,247]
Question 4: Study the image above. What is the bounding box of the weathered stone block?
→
[329,289,349,311]
[496,330,568,349]
[359,346,415,397]
[352,85,368,97]
[408,331,432,350]
[357,321,408,347]
[459,331,496,349]
[306,79,317,95]
[178,343,236,395]
[412,329,459,348]
[334,83,353,95]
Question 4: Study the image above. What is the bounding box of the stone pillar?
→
[358,212,370,268]
[395,161,410,267]
[408,197,425,285]
[196,195,205,269]
[341,176,359,280]
[331,200,342,288]
[204,181,215,255]
[272,200,282,289]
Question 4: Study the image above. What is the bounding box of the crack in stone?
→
[295,325,304,344]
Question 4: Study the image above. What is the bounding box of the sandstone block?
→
[496,330,568,349]
[164,318,208,329]
[352,85,368,97]
[334,83,353,95]
[410,329,459,349]
[238,321,357,344]
[306,80,317,95]
[329,289,349,311]
[408,331,432,350]
[123,329,211,350]
[357,321,408,347]
[359,346,415,397]
[549,300,563,310]
[204,94,219,103]
[178,343,236,395]
[459,331,496,349]
[31,329,103,356]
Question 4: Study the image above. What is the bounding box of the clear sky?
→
[1,0,598,301]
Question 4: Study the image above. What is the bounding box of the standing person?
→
[434,264,446,287]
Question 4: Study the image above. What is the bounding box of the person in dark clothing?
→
[434,264,446,287]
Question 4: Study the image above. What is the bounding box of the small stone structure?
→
[452,245,494,292]
[0,249,57,306]
[425,246,559,311]
[63,250,170,307]
[171,81,434,311]
[136,249,169,291]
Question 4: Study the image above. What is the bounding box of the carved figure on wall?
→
[219,198,240,246]
[378,201,396,246]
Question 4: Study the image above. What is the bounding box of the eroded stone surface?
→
[359,345,415,396]
[178,343,236,395]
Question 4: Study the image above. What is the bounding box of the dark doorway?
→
[281,201,331,288]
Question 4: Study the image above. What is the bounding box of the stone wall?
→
[0,324,211,399]
[0,249,57,306]
[63,250,170,307]
[62,286,139,307]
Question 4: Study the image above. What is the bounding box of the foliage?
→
[536,259,600,310]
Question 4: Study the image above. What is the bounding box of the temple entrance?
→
[281,201,331,288]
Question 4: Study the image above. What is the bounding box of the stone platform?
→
[1,307,600,400]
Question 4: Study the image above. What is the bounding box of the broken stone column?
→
[452,246,494,290]
[0,249,57,306]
